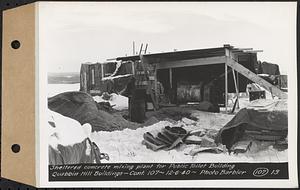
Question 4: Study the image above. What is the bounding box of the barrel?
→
[177,82,203,103]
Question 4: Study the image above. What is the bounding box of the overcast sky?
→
[39,2,296,74]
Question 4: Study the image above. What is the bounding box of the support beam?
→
[243,50,263,53]
[169,68,173,89]
[236,72,239,92]
[131,61,135,75]
[154,68,158,104]
[236,72,240,109]
[133,41,135,55]
[225,48,230,113]
[101,63,104,78]
[139,43,143,55]
[232,48,253,51]
[232,69,239,109]
[156,56,226,69]
[226,57,287,99]
[225,62,228,113]
[144,43,148,54]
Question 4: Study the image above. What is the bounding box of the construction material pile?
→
[142,126,226,155]
[141,99,288,158]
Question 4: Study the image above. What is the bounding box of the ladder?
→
[138,43,148,55]
[135,43,159,110]
[226,57,288,99]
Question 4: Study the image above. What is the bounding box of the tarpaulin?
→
[215,100,287,149]
[49,138,104,165]
[48,91,139,132]
[258,62,280,75]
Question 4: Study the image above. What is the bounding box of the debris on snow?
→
[90,110,287,163]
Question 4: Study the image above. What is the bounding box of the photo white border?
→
[37,2,298,188]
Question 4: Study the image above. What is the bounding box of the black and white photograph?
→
[39,1,297,187]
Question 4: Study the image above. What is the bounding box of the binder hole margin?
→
[11,40,21,49]
[11,144,20,153]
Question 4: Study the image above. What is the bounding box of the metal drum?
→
[177,82,203,103]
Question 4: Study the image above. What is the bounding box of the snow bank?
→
[48,109,92,149]
[90,112,287,163]
[93,93,128,110]
[48,83,80,97]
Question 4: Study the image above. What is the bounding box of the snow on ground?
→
[48,83,80,97]
[93,93,128,110]
[48,83,287,163]
[91,111,287,163]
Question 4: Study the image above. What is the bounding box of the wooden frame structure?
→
[114,44,287,112]
[80,44,287,113]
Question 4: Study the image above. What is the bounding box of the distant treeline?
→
[48,72,80,84]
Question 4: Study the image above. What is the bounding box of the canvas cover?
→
[48,91,139,132]
[258,61,281,75]
[215,99,287,149]
[49,138,103,165]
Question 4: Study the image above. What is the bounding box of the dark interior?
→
[157,63,251,105]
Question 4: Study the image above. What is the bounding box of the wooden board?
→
[156,56,226,69]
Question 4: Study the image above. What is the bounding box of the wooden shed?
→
[80,44,287,112]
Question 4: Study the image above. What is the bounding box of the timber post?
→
[225,48,230,113]
[169,68,173,89]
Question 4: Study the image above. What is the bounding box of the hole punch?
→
[11,40,21,49]
[11,144,20,153]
